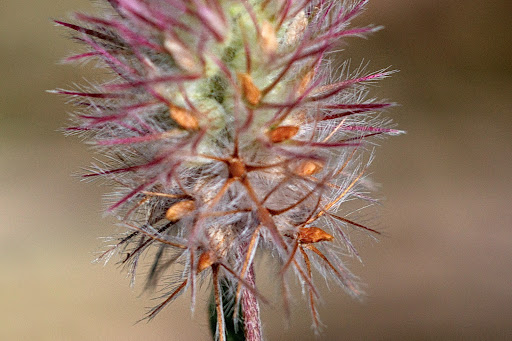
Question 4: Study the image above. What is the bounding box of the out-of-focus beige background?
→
[1,0,511,340]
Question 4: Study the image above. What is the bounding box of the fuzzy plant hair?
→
[54,0,401,340]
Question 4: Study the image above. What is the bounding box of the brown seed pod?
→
[267,126,299,143]
[260,21,278,55]
[197,251,216,272]
[298,227,334,244]
[295,160,324,176]
[298,69,315,95]
[163,34,200,73]
[165,200,196,222]
[169,104,199,130]
[238,73,261,106]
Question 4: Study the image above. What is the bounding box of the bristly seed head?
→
[56,0,402,339]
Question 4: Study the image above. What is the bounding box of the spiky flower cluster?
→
[56,0,400,339]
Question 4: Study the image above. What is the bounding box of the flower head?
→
[55,0,401,339]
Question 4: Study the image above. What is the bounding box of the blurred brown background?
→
[1,0,511,339]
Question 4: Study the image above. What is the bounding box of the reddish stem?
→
[242,265,262,341]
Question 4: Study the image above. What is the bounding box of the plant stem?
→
[241,265,262,341]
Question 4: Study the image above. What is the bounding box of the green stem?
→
[208,264,261,341]
[209,284,245,341]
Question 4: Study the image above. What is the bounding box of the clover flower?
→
[54,0,401,340]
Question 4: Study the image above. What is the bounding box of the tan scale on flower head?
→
[55,0,402,340]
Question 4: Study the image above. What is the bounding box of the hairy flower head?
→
[55,0,401,339]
